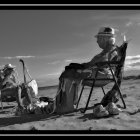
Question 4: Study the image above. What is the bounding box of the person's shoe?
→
[93,104,109,118]
[105,102,122,115]
[15,106,26,116]
[26,104,35,114]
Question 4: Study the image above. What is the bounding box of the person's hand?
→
[123,35,132,43]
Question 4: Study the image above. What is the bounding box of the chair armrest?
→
[94,61,120,67]
[86,61,120,70]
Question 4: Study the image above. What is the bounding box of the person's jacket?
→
[82,45,119,75]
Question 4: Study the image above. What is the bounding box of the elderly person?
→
[83,27,122,117]
[55,26,122,117]
[1,64,32,111]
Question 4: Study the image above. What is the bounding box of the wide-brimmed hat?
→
[3,64,16,70]
[95,27,116,38]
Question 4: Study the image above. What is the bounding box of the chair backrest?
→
[114,42,128,85]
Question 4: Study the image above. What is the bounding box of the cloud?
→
[47,59,73,65]
[124,14,140,28]
[47,72,61,77]
[125,55,140,65]
[64,58,89,63]
[16,56,35,59]
[125,55,140,70]
[1,55,35,60]
[124,65,140,71]
[129,62,140,67]
[64,59,73,63]
[125,21,133,27]
[126,55,140,60]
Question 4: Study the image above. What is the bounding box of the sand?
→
[0,79,140,135]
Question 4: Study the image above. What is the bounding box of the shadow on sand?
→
[0,106,94,127]
[0,112,62,127]
[0,105,120,128]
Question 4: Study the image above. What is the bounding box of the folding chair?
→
[76,42,128,113]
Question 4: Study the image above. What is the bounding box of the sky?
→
[1,8,140,86]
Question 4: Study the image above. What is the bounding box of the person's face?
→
[4,69,13,75]
[96,36,111,50]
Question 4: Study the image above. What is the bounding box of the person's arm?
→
[108,47,119,62]
[2,71,16,86]
[2,74,11,86]
[81,60,96,69]
[82,52,107,69]
[82,48,119,69]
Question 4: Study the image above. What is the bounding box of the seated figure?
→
[0,64,33,111]
[53,27,123,117]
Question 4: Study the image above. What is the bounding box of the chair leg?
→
[76,85,85,109]
[81,70,99,113]
[0,90,3,110]
[101,87,106,95]
[1,100,3,110]
[114,82,126,109]
[81,80,96,113]
[108,65,126,109]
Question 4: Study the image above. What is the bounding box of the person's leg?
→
[73,82,79,105]
[16,85,34,109]
[23,86,33,105]
[83,68,120,107]
[101,84,120,107]
[15,86,24,109]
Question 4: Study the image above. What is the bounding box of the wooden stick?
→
[0,90,3,110]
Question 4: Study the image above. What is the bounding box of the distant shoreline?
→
[38,85,58,90]
[123,75,140,80]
